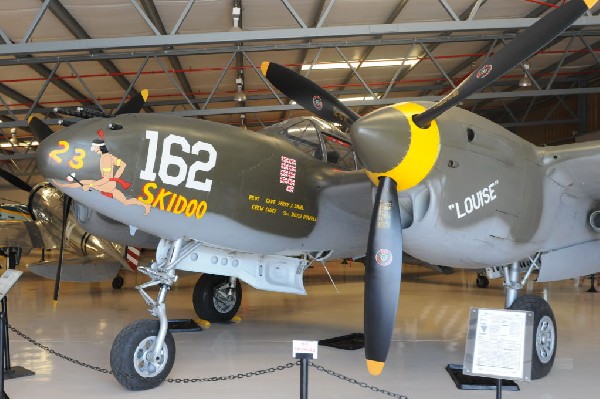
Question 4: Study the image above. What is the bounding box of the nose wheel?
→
[110,319,175,390]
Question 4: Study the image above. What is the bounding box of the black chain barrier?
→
[309,362,408,399]
[8,323,408,398]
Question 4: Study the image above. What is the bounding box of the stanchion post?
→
[0,311,7,399]
[293,340,318,399]
[298,354,310,399]
[0,270,33,381]
[2,298,9,372]
[496,378,502,399]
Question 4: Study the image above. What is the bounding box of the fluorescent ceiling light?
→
[1,140,38,148]
[290,95,379,106]
[339,96,379,103]
[301,58,419,71]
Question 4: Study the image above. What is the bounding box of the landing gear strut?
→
[111,238,197,390]
[502,255,556,379]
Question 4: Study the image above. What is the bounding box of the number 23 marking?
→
[48,140,87,169]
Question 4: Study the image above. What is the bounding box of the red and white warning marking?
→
[125,246,141,271]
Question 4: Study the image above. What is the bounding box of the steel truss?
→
[0,0,600,182]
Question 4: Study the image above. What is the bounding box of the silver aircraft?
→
[0,182,156,285]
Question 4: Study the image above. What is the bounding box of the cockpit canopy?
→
[260,117,357,170]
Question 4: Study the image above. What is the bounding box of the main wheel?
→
[110,319,175,390]
[192,274,242,322]
[510,295,557,380]
[475,273,489,288]
[112,274,124,289]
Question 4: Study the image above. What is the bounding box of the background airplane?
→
[22,0,600,392]
[0,92,160,288]
[0,180,153,287]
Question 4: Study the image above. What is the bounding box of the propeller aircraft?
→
[0,181,155,287]
[24,0,600,391]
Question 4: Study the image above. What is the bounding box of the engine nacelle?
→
[589,210,600,232]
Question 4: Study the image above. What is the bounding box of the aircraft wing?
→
[538,141,600,281]
[0,220,48,249]
[27,256,122,282]
[320,170,373,221]
[542,141,600,198]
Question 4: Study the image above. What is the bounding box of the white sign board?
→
[0,269,23,301]
[293,340,318,359]
[463,307,533,381]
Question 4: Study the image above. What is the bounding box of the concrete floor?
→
[2,252,600,398]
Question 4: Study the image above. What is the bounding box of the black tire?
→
[192,274,242,322]
[438,266,454,275]
[510,295,557,380]
[110,320,175,391]
[475,274,489,288]
[112,275,124,289]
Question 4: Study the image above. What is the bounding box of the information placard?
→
[463,307,533,381]
[0,270,22,302]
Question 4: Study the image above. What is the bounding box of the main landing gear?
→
[192,274,242,323]
[112,274,124,289]
[501,254,556,380]
[475,273,489,288]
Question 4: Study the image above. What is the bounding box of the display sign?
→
[463,307,533,381]
[0,270,22,301]
[293,340,318,359]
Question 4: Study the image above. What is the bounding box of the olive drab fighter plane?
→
[28,0,600,391]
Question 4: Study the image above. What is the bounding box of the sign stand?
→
[0,270,34,399]
[293,340,318,399]
[463,307,533,399]
[587,274,598,293]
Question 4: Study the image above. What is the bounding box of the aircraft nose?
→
[36,130,65,181]
[349,105,412,174]
[36,123,94,182]
[349,102,440,191]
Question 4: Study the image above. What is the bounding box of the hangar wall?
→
[515,92,600,145]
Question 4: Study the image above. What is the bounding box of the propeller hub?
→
[350,102,440,190]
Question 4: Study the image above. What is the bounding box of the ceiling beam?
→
[2,16,599,58]
[46,0,152,112]
[424,0,559,97]
[3,86,600,129]
[139,0,196,104]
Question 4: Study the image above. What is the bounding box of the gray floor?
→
[3,252,600,398]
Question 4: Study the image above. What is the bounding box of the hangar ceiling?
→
[1,0,600,189]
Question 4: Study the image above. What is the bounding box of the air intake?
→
[589,210,600,232]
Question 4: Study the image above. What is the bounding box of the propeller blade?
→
[413,0,596,128]
[27,116,53,141]
[115,89,148,115]
[0,169,33,192]
[53,195,73,302]
[261,62,360,129]
[364,176,403,376]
